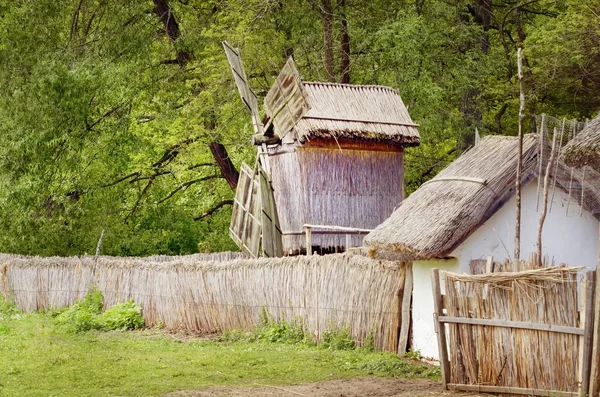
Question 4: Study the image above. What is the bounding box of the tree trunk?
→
[321,0,335,82]
[209,142,240,190]
[339,0,350,84]
[153,0,191,67]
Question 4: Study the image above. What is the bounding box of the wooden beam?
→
[581,270,596,396]
[449,384,577,397]
[438,316,584,336]
[422,176,487,186]
[589,223,600,396]
[302,224,373,233]
[431,269,450,389]
[398,262,413,355]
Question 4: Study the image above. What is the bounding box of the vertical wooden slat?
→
[398,262,413,355]
[589,227,600,397]
[432,268,450,388]
[581,270,596,396]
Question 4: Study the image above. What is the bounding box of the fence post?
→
[305,226,312,255]
[431,268,450,389]
[398,262,413,355]
[581,270,596,396]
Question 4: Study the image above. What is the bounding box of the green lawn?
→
[0,311,437,397]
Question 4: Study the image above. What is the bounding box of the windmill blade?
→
[222,41,263,134]
[264,57,310,140]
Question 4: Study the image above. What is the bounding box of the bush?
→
[97,301,144,331]
[54,289,144,333]
[54,289,103,333]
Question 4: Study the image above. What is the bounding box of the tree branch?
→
[193,200,234,221]
[157,175,222,204]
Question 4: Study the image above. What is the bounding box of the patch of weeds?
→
[54,289,144,333]
[252,308,314,345]
[321,326,356,350]
[0,296,20,319]
[349,356,440,379]
[404,349,421,360]
[362,330,376,352]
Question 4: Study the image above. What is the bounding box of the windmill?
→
[223,41,309,258]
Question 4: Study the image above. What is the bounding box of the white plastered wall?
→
[451,178,599,271]
[411,258,459,359]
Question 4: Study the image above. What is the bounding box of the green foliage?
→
[0,0,599,254]
[96,301,145,331]
[0,296,20,319]
[350,356,440,379]
[321,326,356,351]
[54,289,144,333]
[404,349,421,360]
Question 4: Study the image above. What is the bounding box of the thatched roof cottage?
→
[364,134,600,358]
[260,65,420,255]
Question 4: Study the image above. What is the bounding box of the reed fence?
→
[433,266,592,397]
[0,253,407,351]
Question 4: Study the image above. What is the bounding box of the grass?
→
[0,301,438,397]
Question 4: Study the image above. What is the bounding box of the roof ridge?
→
[302,81,399,94]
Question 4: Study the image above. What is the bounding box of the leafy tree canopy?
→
[0,0,598,256]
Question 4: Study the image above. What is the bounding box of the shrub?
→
[97,301,144,331]
[54,289,103,333]
[54,289,144,333]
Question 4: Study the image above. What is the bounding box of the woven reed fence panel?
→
[0,253,405,351]
[443,268,581,392]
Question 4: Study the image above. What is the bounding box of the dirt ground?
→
[166,377,486,397]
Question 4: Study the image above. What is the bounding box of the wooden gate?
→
[432,268,595,397]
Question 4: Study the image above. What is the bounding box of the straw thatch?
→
[270,145,404,253]
[290,83,419,146]
[443,267,583,392]
[364,134,600,261]
[0,253,407,351]
[562,114,600,170]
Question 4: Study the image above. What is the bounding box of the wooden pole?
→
[431,269,450,388]
[536,128,558,266]
[589,225,600,396]
[398,262,413,355]
[514,47,525,265]
[581,271,595,396]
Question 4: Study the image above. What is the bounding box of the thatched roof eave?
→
[562,115,600,170]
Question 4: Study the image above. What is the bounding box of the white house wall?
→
[411,258,459,359]
[451,178,599,272]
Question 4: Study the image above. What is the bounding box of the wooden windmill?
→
[224,41,420,257]
[224,41,308,258]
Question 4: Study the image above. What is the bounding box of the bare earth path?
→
[166,377,485,397]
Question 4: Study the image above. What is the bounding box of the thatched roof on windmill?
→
[291,83,419,146]
[562,114,600,170]
[364,134,600,261]
[262,58,420,147]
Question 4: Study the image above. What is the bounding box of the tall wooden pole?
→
[536,129,557,266]
[514,47,525,266]
[589,223,600,396]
